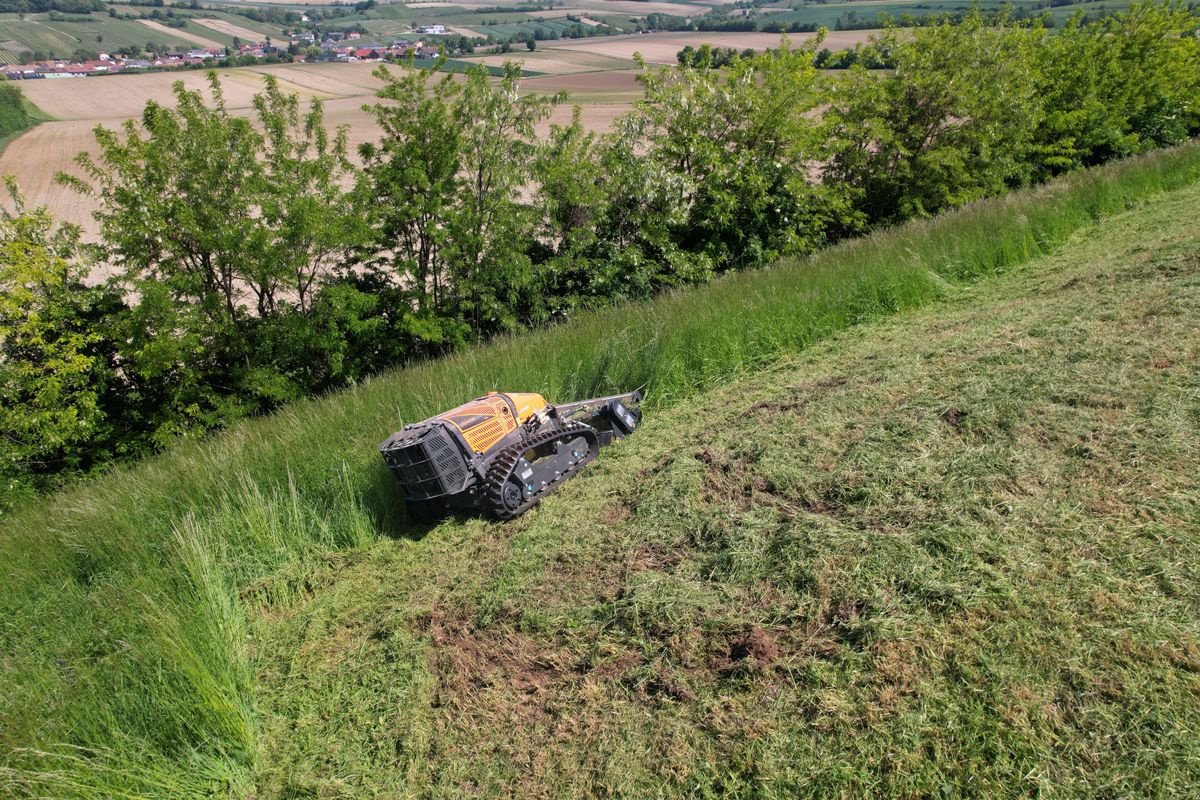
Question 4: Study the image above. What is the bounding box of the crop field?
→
[136,19,227,49]
[540,29,876,62]
[1,143,1198,797]
[192,17,294,47]
[0,20,77,55]
[0,52,640,239]
[0,16,222,56]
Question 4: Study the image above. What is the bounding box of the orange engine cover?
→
[437,392,547,454]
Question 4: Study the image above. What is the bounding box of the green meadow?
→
[2,143,1199,796]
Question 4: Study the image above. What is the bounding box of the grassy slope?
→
[250,181,1200,797]
[2,146,1200,797]
[0,96,47,163]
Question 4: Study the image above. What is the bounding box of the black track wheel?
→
[483,421,599,520]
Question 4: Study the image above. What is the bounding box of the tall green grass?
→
[2,142,1200,796]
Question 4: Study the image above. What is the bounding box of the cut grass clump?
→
[2,142,1200,795]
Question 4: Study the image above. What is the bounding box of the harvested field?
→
[522,69,642,100]
[136,19,225,50]
[0,60,636,243]
[466,49,637,75]
[537,101,633,136]
[17,69,294,121]
[543,29,878,63]
[573,0,712,14]
[194,18,273,44]
[0,120,104,241]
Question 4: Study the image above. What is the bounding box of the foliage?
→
[360,59,561,337]
[0,0,101,12]
[0,80,32,141]
[58,74,362,446]
[0,179,117,503]
[1,1,1196,500]
[1030,1,1200,178]
[822,12,1045,224]
[634,37,849,271]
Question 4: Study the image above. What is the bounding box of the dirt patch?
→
[695,447,767,512]
[424,610,568,723]
[939,406,968,429]
[600,501,632,524]
[707,625,780,678]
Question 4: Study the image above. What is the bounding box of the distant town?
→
[2,27,449,80]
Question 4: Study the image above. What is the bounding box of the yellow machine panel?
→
[439,395,516,454]
[502,392,548,423]
[437,392,547,454]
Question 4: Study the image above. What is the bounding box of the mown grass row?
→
[2,142,1200,796]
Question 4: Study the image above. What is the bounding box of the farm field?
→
[194,18,283,43]
[0,25,817,237]
[136,19,226,50]
[0,17,208,63]
[539,29,877,62]
[0,7,304,64]
[759,0,1134,29]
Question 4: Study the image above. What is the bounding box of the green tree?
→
[58,73,363,441]
[0,178,116,503]
[360,59,561,337]
[445,62,561,333]
[822,13,1043,224]
[632,35,844,271]
[1030,2,1200,179]
[359,59,463,319]
[251,75,361,316]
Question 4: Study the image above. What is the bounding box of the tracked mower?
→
[379,389,643,520]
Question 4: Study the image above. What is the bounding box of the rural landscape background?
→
[1,0,1199,796]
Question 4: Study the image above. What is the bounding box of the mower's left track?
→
[483,419,600,520]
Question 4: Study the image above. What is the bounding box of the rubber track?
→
[483,419,600,520]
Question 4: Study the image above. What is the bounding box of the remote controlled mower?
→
[379,389,643,520]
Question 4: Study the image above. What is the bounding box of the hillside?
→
[1,148,1199,796]
[247,170,1200,797]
